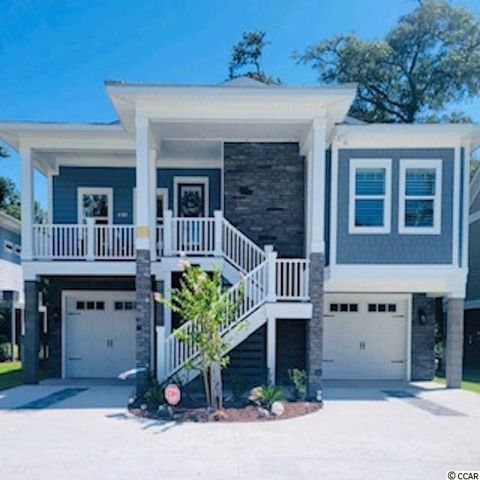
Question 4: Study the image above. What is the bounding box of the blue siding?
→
[0,225,21,264]
[459,148,465,267]
[336,148,454,264]
[53,166,222,223]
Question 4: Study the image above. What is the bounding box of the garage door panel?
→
[65,293,136,379]
[323,295,408,380]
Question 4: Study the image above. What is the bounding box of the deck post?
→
[214,210,223,257]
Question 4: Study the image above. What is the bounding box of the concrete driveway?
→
[0,381,479,480]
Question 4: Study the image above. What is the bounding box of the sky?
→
[1,0,480,209]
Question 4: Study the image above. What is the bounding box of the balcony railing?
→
[32,220,135,261]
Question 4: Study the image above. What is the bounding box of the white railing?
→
[33,224,88,260]
[32,221,135,260]
[156,225,164,257]
[275,259,310,301]
[93,225,135,259]
[163,260,268,378]
[164,212,216,255]
[222,217,265,273]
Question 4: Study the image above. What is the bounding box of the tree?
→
[156,259,243,410]
[295,0,480,123]
[229,30,281,85]
[0,177,21,220]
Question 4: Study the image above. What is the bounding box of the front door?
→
[176,182,207,217]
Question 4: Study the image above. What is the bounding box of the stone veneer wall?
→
[411,294,436,381]
[223,142,305,258]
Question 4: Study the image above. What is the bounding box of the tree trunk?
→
[202,368,212,409]
[209,362,223,410]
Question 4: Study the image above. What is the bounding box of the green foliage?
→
[144,380,165,406]
[0,342,12,362]
[295,0,480,123]
[288,368,308,400]
[229,30,281,85]
[0,177,20,220]
[254,384,284,409]
[156,259,243,409]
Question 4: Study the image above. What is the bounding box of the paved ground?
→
[1,381,479,480]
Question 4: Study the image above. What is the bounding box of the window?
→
[349,159,391,234]
[114,301,137,311]
[77,188,113,225]
[330,303,359,313]
[368,303,397,313]
[399,160,442,234]
[77,300,104,311]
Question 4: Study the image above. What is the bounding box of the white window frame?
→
[398,159,442,235]
[133,187,169,224]
[349,159,392,234]
[77,187,113,224]
[173,176,209,217]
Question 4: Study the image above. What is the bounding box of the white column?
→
[214,210,223,256]
[20,144,33,261]
[265,245,277,302]
[267,316,277,384]
[86,217,95,261]
[163,210,173,256]
[156,325,166,382]
[11,305,16,361]
[308,118,327,254]
[135,116,154,253]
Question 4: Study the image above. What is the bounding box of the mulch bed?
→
[129,400,322,423]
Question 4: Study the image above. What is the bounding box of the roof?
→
[0,211,21,235]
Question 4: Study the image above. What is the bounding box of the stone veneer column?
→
[306,252,324,398]
[411,294,436,380]
[23,280,40,384]
[446,298,464,388]
[136,249,152,392]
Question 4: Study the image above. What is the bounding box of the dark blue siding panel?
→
[324,149,331,266]
[459,148,465,267]
[337,148,454,264]
[0,226,21,264]
[53,166,222,223]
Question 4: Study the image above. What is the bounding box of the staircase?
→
[157,211,310,383]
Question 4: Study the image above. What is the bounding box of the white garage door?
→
[65,292,136,378]
[323,294,409,380]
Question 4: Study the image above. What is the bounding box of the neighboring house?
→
[465,169,480,370]
[0,210,23,359]
[0,77,477,392]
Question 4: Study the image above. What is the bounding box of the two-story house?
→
[0,210,23,360]
[466,169,480,370]
[0,77,476,394]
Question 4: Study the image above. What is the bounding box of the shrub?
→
[249,384,284,409]
[0,342,12,362]
[144,380,165,406]
[288,368,308,400]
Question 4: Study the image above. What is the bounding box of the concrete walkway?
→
[0,381,479,479]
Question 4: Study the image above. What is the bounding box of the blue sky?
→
[1,0,480,208]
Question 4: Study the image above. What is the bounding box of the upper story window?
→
[349,159,391,234]
[77,187,113,225]
[399,160,442,235]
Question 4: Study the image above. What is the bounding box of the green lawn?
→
[0,361,23,391]
[434,370,480,394]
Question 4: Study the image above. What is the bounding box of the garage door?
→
[65,292,136,378]
[323,294,409,380]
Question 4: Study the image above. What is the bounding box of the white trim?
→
[77,187,113,224]
[133,187,169,224]
[398,159,442,235]
[61,290,137,379]
[465,299,480,310]
[470,211,480,224]
[47,171,53,224]
[173,176,209,217]
[330,140,339,266]
[462,143,470,270]
[348,158,392,234]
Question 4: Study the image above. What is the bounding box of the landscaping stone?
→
[271,401,285,417]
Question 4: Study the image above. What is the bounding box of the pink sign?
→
[165,384,181,406]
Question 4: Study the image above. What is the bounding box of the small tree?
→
[156,258,243,410]
[228,30,281,85]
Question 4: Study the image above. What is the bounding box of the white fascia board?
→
[0,123,132,152]
[334,124,480,149]
[326,264,467,297]
[0,211,21,234]
[22,261,136,280]
[109,85,355,132]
